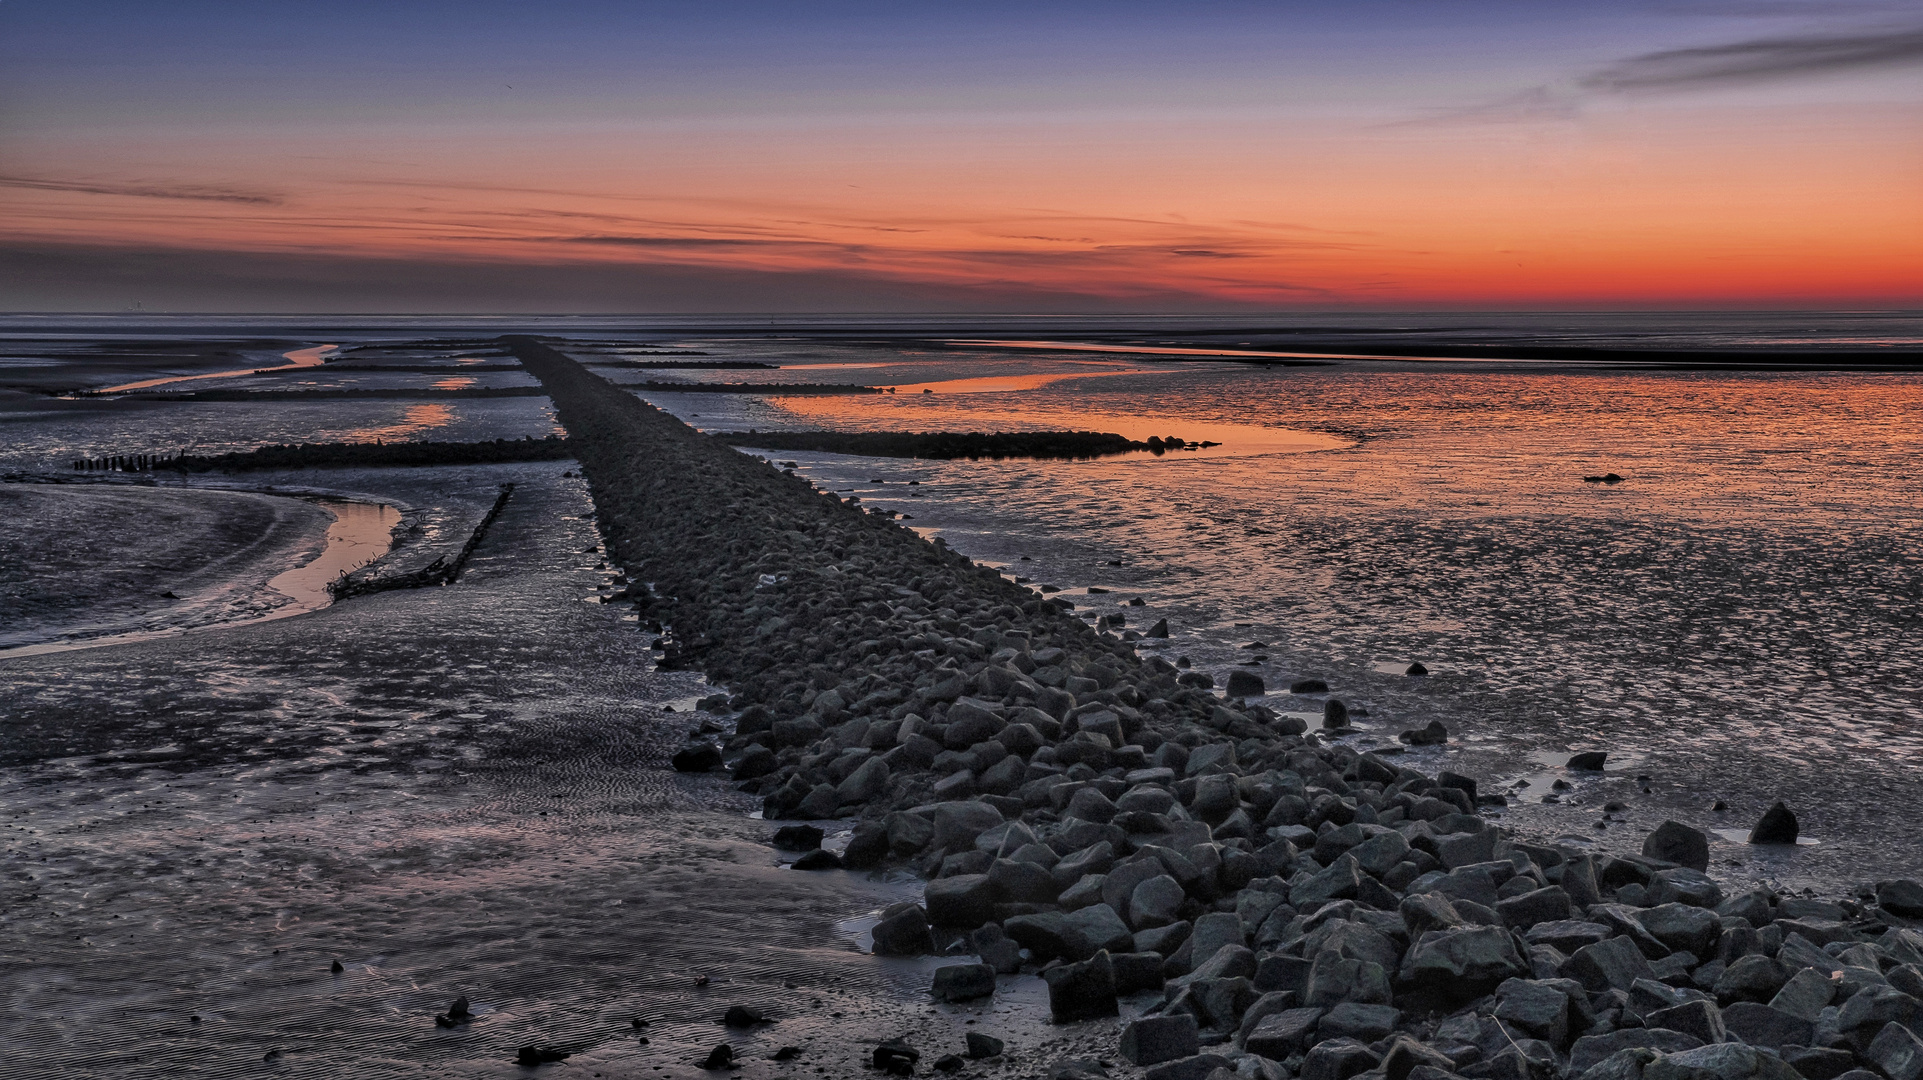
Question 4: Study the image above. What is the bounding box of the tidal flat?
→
[4,315,1922,1079]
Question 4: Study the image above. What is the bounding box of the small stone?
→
[934,1053,965,1072]
[672,743,724,772]
[1400,721,1448,746]
[330,960,344,973]
[1147,618,1170,638]
[722,1005,766,1027]
[790,848,842,870]
[1323,699,1350,728]
[1225,670,1266,698]
[1291,678,1329,693]
[966,1031,1005,1058]
[873,904,935,956]
[932,963,997,1002]
[517,1046,572,1066]
[874,1039,921,1076]
[772,1046,802,1061]
[1568,751,1609,770]
[772,824,824,851]
[1406,662,1429,676]
[1747,803,1798,845]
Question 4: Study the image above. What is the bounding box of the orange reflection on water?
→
[770,388,1345,458]
[890,367,1168,395]
[432,376,478,390]
[341,403,457,443]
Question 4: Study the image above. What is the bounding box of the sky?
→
[1,1,1919,312]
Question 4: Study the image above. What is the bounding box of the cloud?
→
[0,239,1266,314]
[0,175,282,205]
[1396,22,1923,126]
[1584,25,1923,90]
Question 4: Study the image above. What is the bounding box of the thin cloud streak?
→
[0,175,282,205]
[1585,25,1923,90]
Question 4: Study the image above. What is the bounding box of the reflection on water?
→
[431,376,477,390]
[95,344,339,393]
[888,367,1168,395]
[266,500,401,608]
[342,403,459,443]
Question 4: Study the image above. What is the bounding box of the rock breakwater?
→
[503,335,1923,1080]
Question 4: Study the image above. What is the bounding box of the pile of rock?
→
[503,338,1923,1080]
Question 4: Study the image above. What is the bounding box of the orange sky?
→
[3,3,1919,310]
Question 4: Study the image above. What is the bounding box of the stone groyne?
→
[502,335,1923,1080]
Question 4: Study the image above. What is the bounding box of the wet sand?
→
[0,468,1145,1079]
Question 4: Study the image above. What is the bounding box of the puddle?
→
[95,344,338,394]
[1713,828,1820,847]
[0,496,398,659]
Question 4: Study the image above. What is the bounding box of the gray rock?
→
[1648,869,1724,909]
[990,857,1060,904]
[1866,1023,1923,1080]
[1566,936,1661,993]
[1104,858,1167,913]
[873,904,935,956]
[1245,1006,1325,1059]
[1498,887,1575,930]
[1189,912,1247,966]
[1292,853,1365,909]
[1302,1038,1381,1080]
[1646,1000,1727,1046]
[1042,949,1119,1022]
[1320,1002,1401,1042]
[1528,921,1615,954]
[1642,1041,1801,1080]
[836,756,891,803]
[1577,1048,1662,1080]
[1137,920,1193,957]
[1836,986,1923,1051]
[1719,1002,1814,1049]
[970,923,1025,974]
[1306,953,1392,1007]
[1323,699,1351,729]
[1571,1030,1707,1073]
[1781,1047,1856,1080]
[1060,873,1106,911]
[1746,803,1798,845]
[932,963,997,1002]
[1716,955,1789,1004]
[1769,967,1836,1020]
[925,873,998,927]
[1062,903,1135,961]
[1404,925,1529,1000]
[1145,1054,1234,1080]
[1226,670,1266,699]
[1569,752,1609,771]
[1641,904,1724,957]
[1878,880,1923,920]
[1496,979,1574,1048]
[1643,821,1711,874]
[1121,1014,1201,1066]
[965,1031,1005,1059]
[926,800,1006,852]
[1382,1038,1459,1080]
[1111,951,1166,994]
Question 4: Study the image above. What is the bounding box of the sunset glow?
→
[3,2,1918,311]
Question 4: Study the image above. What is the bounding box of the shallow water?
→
[624,336,1923,886]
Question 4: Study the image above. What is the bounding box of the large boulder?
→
[1642,1042,1800,1080]
[1565,935,1659,993]
[925,873,997,927]
[1120,1014,1200,1066]
[924,801,1006,853]
[1402,925,1530,1002]
[1643,821,1711,873]
[1043,950,1119,1022]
